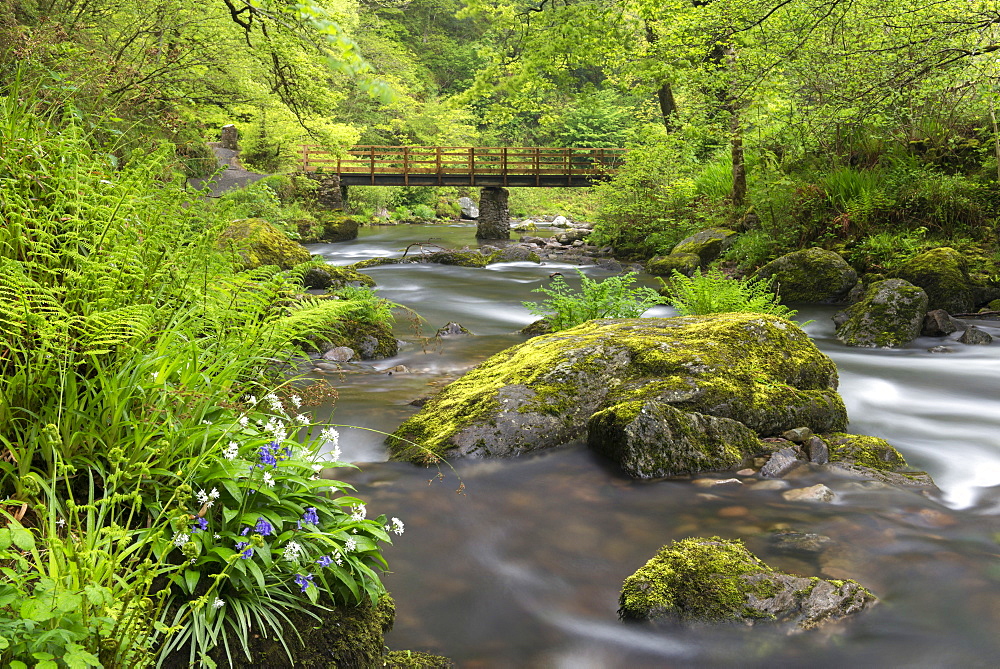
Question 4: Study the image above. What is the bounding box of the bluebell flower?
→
[316,555,334,568]
[240,546,254,560]
[259,443,278,467]
[240,526,251,536]
[293,573,313,593]
[191,517,208,533]
[280,445,293,459]
[255,517,274,536]
[301,507,320,525]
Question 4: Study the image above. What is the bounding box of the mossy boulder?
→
[619,538,876,630]
[163,594,396,668]
[671,228,737,265]
[218,218,311,270]
[302,263,376,290]
[891,247,974,313]
[817,432,935,487]
[588,401,763,478]
[646,253,701,277]
[754,247,859,304]
[315,319,398,360]
[834,279,928,347]
[317,213,362,242]
[387,313,846,464]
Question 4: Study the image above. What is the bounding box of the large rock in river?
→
[671,227,737,265]
[387,314,847,464]
[754,247,858,304]
[891,247,974,313]
[618,538,876,630]
[834,279,928,347]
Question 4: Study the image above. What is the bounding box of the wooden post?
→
[370,147,375,186]
[470,147,476,187]
[436,146,442,186]
[502,147,508,187]
[404,146,410,186]
[534,147,540,187]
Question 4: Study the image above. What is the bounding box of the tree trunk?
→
[730,111,746,209]
[645,22,678,130]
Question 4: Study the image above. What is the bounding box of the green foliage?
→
[662,268,801,322]
[845,227,928,272]
[591,130,703,258]
[523,270,667,331]
[0,75,397,668]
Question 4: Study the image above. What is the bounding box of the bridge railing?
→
[299,145,626,186]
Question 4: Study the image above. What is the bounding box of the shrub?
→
[523,270,666,331]
[662,268,801,322]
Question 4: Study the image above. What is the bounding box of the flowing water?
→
[307,225,1000,668]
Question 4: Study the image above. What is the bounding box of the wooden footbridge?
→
[300,145,626,187]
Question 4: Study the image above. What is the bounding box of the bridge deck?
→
[300,145,625,187]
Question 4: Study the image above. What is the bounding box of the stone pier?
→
[476,187,510,240]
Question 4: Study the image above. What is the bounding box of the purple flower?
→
[240,546,254,560]
[191,517,208,533]
[240,526,251,536]
[316,555,333,568]
[293,573,313,593]
[280,445,293,459]
[259,444,278,467]
[301,507,320,525]
[255,517,274,536]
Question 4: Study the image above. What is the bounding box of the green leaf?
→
[11,527,34,551]
[0,528,11,550]
[184,569,200,594]
[55,591,82,612]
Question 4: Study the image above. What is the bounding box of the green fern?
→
[662,268,804,323]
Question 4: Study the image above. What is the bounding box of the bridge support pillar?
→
[300,173,345,211]
[476,187,510,240]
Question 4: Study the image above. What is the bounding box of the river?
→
[307,224,1000,668]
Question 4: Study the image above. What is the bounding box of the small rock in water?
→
[771,530,834,554]
[760,447,803,478]
[718,505,749,518]
[921,309,964,336]
[383,365,409,375]
[927,345,954,353]
[323,346,357,362]
[736,468,756,476]
[436,321,473,337]
[959,326,994,345]
[782,484,836,503]
[804,435,829,464]
[551,215,570,227]
[693,478,743,488]
[782,427,814,442]
[751,480,789,491]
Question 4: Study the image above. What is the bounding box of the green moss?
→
[385,650,455,668]
[754,247,858,303]
[351,257,401,269]
[891,246,973,313]
[619,538,778,622]
[302,263,376,290]
[419,250,499,267]
[821,432,907,471]
[388,313,846,463]
[835,278,928,347]
[671,228,737,264]
[646,253,701,277]
[217,217,311,270]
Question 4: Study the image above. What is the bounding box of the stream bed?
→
[308,224,1000,668]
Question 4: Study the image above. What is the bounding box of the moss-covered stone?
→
[351,257,400,269]
[891,247,974,313]
[218,218,311,270]
[385,650,456,668]
[387,314,846,463]
[588,401,761,478]
[416,250,499,267]
[619,538,875,629]
[987,299,1000,311]
[163,594,395,668]
[821,432,906,471]
[317,213,362,243]
[302,263,376,290]
[671,228,737,264]
[834,279,928,347]
[754,247,858,303]
[646,253,701,277]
